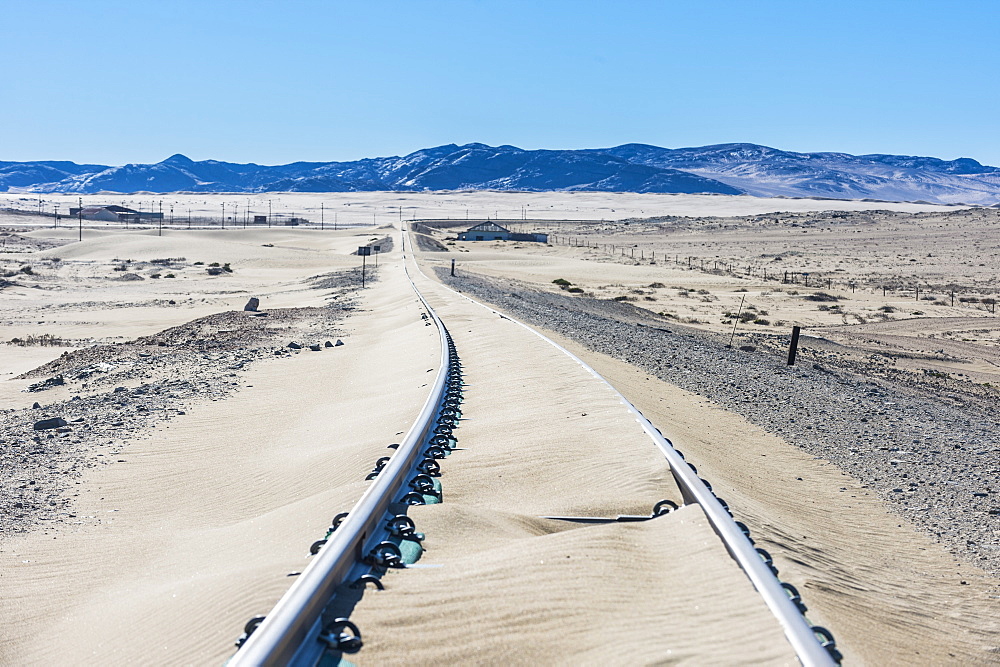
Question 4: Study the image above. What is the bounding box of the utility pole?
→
[77,197,82,242]
[54,203,59,228]
[268,200,272,228]
[188,208,192,229]
[321,202,324,230]
[222,202,225,229]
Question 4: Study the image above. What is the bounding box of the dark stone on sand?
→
[27,375,65,392]
[244,297,260,312]
[324,341,334,348]
[309,344,321,351]
[335,339,344,347]
[287,342,302,349]
[34,417,68,431]
[32,402,41,409]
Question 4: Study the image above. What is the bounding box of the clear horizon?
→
[3,1,998,166]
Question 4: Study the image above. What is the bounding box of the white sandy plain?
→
[1,191,996,665]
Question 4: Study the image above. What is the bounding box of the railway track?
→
[229,232,842,666]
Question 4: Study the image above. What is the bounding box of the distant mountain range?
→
[3,142,999,205]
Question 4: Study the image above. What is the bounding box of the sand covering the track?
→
[0,226,801,664]
[337,250,796,664]
[407,241,1000,664]
[0,229,439,663]
[4,204,996,663]
[560,343,1000,665]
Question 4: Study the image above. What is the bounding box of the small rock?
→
[32,402,41,409]
[335,339,344,347]
[287,342,302,350]
[739,345,756,352]
[168,299,176,304]
[33,417,68,431]
[26,376,65,392]
[244,297,260,312]
[309,344,322,351]
[324,340,334,348]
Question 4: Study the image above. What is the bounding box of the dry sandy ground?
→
[418,207,1000,392]
[340,249,797,665]
[1,190,955,232]
[2,191,998,665]
[554,342,1000,665]
[1,222,794,665]
[0,227,440,663]
[408,218,1000,663]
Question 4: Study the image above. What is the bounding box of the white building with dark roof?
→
[457,222,547,243]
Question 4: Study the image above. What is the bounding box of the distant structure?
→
[457,221,548,243]
[68,205,162,223]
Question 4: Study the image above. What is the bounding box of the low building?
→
[458,221,548,243]
[77,206,120,222]
[68,205,162,222]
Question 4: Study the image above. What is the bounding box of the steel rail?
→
[405,233,836,667]
[230,256,452,666]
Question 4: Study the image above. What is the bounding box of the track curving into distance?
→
[230,230,840,666]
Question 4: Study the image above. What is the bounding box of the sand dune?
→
[2,195,997,664]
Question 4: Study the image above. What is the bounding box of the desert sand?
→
[1,191,998,664]
[0,190,956,232]
[0,227,440,662]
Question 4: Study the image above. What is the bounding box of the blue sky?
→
[3,1,998,165]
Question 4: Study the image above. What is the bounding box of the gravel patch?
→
[0,272,366,540]
[309,265,380,291]
[438,268,1000,575]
